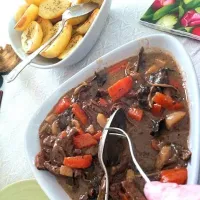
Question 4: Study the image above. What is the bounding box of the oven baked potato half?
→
[68,14,89,26]
[14,4,29,22]
[58,34,83,59]
[15,4,39,31]
[38,0,71,19]
[37,17,53,44]
[25,0,44,6]
[21,21,43,54]
[75,8,99,35]
[40,22,72,58]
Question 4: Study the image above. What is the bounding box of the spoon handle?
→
[7,25,64,83]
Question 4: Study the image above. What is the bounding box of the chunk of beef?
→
[93,71,107,87]
[44,161,60,175]
[43,135,56,147]
[39,122,52,141]
[96,88,108,98]
[57,109,72,130]
[149,68,169,84]
[35,151,46,170]
[109,182,121,200]
[121,180,146,200]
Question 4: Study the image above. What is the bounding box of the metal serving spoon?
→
[7,2,98,83]
[98,108,150,200]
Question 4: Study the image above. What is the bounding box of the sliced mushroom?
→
[52,120,61,135]
[73,82,88,96]
[165,111,186,130]
[145,65,161,75]
[155,145,172,170]
[97,113,107,128]
[125,47,144,75]
[45,113,57,125]
[150,118,165,137]
[71,119,81,128]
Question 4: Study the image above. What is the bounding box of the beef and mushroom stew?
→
[35,48,191,200]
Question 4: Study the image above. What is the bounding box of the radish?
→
[152,0,176,10]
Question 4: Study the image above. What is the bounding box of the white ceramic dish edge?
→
[8,0,111,69]
[25,34,200,200]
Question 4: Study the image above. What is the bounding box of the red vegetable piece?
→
[72,103,88,125]
[108,76,133,101]
[59,131,67,139]
[93,131,102,141]
[54,96,71,114]
[63,155,92,169]
[99,98,108,107]
[152,0,175,10]
[152,103,162,117]
[73,133,97,149]
[128,107,143,121]
[152,92,183,110]
[77,128,85,135]
[160,168,187,184]
[107,60,128,74]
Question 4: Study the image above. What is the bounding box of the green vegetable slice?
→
[156,14,178,29]
[153,4,178,21]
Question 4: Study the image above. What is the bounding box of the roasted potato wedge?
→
[15,4,39,31]
[39,0,71,19]
[41,22,72,58]
[37,17,53,44]
[14,4,29,22]
[75,8,99,35]
[21,21,43,54]
[25,0,44,6]
[58,34,83,59]
[68,14,89,26]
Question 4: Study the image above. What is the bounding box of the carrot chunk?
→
[152,103,162,116]
[107,60,128,74]
[108,76,133,101]
[54,96,71,114]
[160,168,187,184]
[128,107,143,121]
[152,92,184,110]
[72,103,88,125]
[73,133,97,149]
[63,155,92,169]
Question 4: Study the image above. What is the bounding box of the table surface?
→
[0,0,200,190]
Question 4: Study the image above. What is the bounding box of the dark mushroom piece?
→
[150,118,165,137]
[125,47,144,75]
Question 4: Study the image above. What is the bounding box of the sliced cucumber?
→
[156,14,178,29]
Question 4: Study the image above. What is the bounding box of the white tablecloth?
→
[0,0,200,190]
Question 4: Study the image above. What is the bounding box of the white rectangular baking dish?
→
[25,34,200,199]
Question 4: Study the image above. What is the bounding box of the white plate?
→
[25,34,200,199]
[8,0,111,69]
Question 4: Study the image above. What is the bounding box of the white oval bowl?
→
[8,0,111,69]
[25,34,200,199]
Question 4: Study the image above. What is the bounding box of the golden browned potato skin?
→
[75,8,99,35]
[15,4,39,31]
[58,34,83,59]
